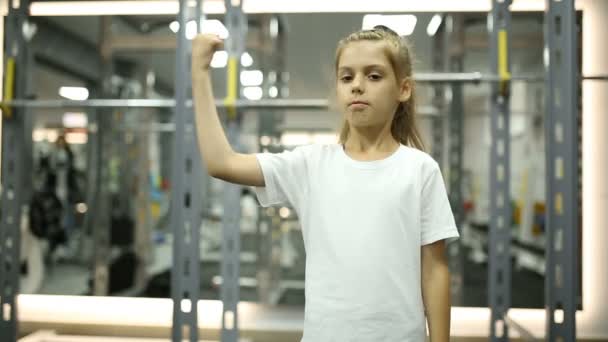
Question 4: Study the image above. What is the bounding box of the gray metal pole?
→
[92,16,115,297]
[82,84,100,262]
[545,0,578,340]
[221,121,242,342]
[0,0,30,340]
[170,0,203,341]
[0,98,331,109]
[430,15,445,167]
[446,14,466,307]
[93,112,112,295]
[488,1,512,341]
[221,1,247,341]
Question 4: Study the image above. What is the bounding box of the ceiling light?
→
[65,132,88,144]
[59,87,89,101]
[169,21,179,33]
[240,70,263,87]
[268,86,278,98]
[243,86,263,100]
[279,207,291,218]
[186,20,197,39]
[62,112,88,128]
[270,17,279,37]
[426,14,442,36]
[241,52,253,67]
[362,14,417,36]
[201,19,229,39]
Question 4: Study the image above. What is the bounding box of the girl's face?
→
[336,40,411,132]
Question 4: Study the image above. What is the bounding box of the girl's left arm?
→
[421,239,451,342]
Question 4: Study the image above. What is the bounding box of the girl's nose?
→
[351,75,364,94]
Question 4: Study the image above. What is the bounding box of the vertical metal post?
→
[221,1,246,341]
[221,122,242,342]
[445,14,465,306]
[171,0,203,341]
[0,0,30,340]
[133,110,152,292]
[545,0,578,340]
[22,51,34,204]
[83,85,100,257]
[430,15,446,166]
[256,15,286,307]
[489,1,512,340]
[93,16,114,296]
[93,112,112,295]
[447,80,464,306]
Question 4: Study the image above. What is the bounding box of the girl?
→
[192,25,458,342]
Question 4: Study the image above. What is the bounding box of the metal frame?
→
[430,17,445,166]
[221,119,242,342]
[170,0,203,341]
[488,0,512,340]
[545,0,578,340]
[93,112,112,295]
[92,16,115,297]
[221,1,247,341]
[446,14,466,307]
[0,0,30,340]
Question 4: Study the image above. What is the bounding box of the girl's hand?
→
[192,34,224,72]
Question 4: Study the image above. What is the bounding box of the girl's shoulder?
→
[399,145,442,175]
[400,145,437,164]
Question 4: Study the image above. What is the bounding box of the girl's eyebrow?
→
[338,64,387,73]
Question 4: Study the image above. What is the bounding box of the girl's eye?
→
[369,74,382,80]
[340,75,353,82]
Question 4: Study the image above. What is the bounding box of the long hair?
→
[334,26,425,151]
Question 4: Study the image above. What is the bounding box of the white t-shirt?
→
[254,143,459,342]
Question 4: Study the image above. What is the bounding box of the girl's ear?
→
[398,77,412,102]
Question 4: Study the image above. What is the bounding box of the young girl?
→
[192,25,458,342]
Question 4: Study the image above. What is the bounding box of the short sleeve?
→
[254,145,310,209]
[420,160,460,246]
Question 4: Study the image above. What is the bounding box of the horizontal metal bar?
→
[0,98,329,109]
[0,99,437,116]
[212,276,305,290]
[3,73,606,110]
[416,73,608,82]
[3,99,175,108]
[414,72,546,82]
[582,75,608,81]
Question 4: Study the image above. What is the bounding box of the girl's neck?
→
[343,125,399,153]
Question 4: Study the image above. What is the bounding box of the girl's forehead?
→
[338,40,392,68]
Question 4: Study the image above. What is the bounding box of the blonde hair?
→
[334,26,425,151]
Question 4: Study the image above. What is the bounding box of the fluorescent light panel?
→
[427,14,442,36]
[242,86,263,100]
[241,52,253,67]
[362,14,417,36]
[29,0,561,16]
[59,87,89,101]
[268,86,278,98]
[240,70,263,87]
[65,132,88,144]
[170,19,228,40]
[62,112,88,128]
[32,129,57,142]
